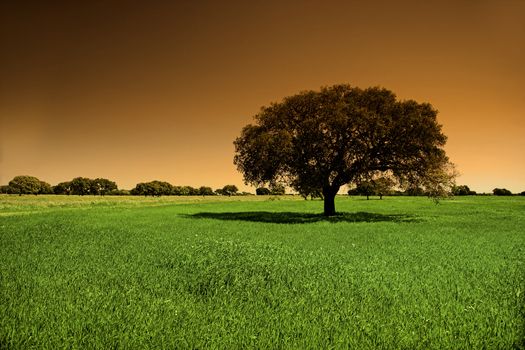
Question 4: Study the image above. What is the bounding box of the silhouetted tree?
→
[198,186,214,196]
[8,176,42,195]
[404,186,427,196]
[256,187,271,195]
[90,178,118,195]
[352,181,375,200]
[186,186,200,196]
[269,184,286,195]
[219,185,238,196]
[131,181,173,196]
[234,84,455,215]
[108,189,130,195]
[452,185,476,196]
[70,177,92,195]
[38,181,53,194]
[373,177,395,199]
[493,188,512,196]
[131,183,147,196]
[171,186,183,195]
[350,177,394,200]
[53,181,72,195]
[0,185,11,194]
[295,182,323,200]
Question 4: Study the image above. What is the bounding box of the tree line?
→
[346,179,522,199]
[0,175,522,197]
[0,176,247,196]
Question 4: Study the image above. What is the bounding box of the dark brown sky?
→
[1,0,524,192]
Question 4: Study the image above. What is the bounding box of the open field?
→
[1,195,524,349]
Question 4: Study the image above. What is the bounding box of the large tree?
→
[8,175,42,195]
[234,84,455,216]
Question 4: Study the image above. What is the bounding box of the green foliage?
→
[452,185,476,196]
[0,196,523,348]
[131,181,173,196]
[186,186,200,196]
[218,185,239,196]
[38,181,53,194]
[171,186,186,195]
[350,177,395,199]
[90,178,118,195]
[53,181,72,195]
[404,186,427,196]
[107,189,130,196]
[493,188,512,196]
[256,187,271,195]
[198,186,215,196]
[8,175,42,195]
[269,183,286,195]
[69,177,93,195]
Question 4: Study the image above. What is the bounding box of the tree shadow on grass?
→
[185,211,419,224]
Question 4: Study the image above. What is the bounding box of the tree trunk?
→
[323,186,338,216]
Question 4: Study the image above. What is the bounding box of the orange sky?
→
[1,1,524,193]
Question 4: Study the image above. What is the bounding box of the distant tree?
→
[493,188,512,196]
[38,181,53,194]
[349,177,394,200]
[296,183,323,200]
[352,181,374,200]
[293,182,318,200]
[269,183,286,195]
[234,84,455,216]
[220,185,238,196]
[131,183,148,196]
[198,186,214,196]
[174,185,196,196]
[520,191,525,196]
[404,186,427,196]
[108,189,130,195]
[70,177,92,195]
[152,181,173,196]
[0,185,13,194]
[256,187,271,195]
[373,177,395,199]
[8,176,42,195]
[452,185,476,196]
[90,178,118,195]
[131,181,172,196]
[171,186,183,195]
[53,181,72,195]
[186,186,200,196]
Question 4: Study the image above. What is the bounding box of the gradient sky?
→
[1,0,524,192]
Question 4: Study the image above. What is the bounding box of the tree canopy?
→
[452,185,476,196]
[218,185,239,196]
[234,84,455,215]
[349,177,395,200]
[8,175,42,195]
[493,188,512,196]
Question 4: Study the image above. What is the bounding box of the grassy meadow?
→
[0,194,524,349]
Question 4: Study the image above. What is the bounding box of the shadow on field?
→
[185,211,417,224]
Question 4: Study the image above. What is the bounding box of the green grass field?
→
[1,195,524,349]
